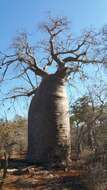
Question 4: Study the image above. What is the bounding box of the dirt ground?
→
[0,159,87,190]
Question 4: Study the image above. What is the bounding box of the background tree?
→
[0,15,107,166]
[70,84,107,163]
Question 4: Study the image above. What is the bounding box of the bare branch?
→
[1,88,37,101]
[62,56,103,64]
[48,33,64,68]
[0,51,48,79]
[55,40,87,56]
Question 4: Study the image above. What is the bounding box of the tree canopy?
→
[0,15,107,116]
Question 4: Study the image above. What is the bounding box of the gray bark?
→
[27,74,71,166]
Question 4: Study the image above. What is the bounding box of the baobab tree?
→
[0,15,107,166]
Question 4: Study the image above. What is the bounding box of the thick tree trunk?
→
[27,74,71,166]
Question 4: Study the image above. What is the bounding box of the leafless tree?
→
[0,15,107,166]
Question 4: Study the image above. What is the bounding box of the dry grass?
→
[79,150,107,190]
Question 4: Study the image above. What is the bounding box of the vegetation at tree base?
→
[0,115,27,159]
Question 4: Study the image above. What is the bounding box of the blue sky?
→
[0,0,107,120]
[1,0,107,50]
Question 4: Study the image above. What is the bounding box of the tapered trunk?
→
[27,74,71,166]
